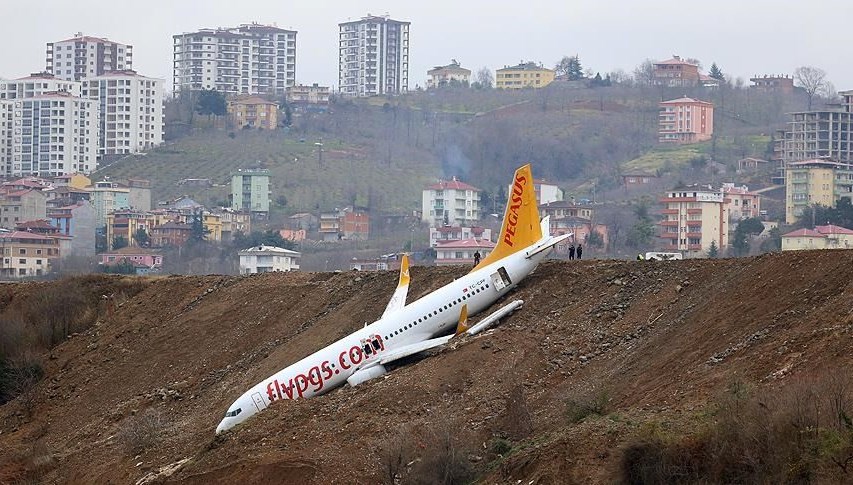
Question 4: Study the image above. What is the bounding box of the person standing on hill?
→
[568,244,575,260]
[576,244,583,260]
[473,250,481,266]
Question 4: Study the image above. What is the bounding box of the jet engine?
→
[347,364,387,387]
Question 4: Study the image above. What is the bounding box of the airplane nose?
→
[215,421,226,434]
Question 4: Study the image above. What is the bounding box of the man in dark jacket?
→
[576,244,583,260]
[568,244,575,260]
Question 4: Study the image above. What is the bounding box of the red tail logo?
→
[503,172,528,247]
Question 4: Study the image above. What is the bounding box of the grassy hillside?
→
[94,130,440,212]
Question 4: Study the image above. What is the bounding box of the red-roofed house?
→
[782,225,853,251]
[429,225,492,247]
[422,177,481,226]
[98,246,162,269]
[0,231,60,277]
[434,238,495,266]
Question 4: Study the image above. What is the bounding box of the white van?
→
[644,252,683,261]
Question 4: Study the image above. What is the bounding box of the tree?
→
[707,240,719,258]
[709,62,725,81]
[189,209,211,243]
[196,89,227,118]
[112,235,128,250]
[555,56,572,77]
[626,199,656,249]
[731,217,766,256]
[134,228,150,248]
[633,59,656,86]
[566,56,584,81]
[794,66,828,110]
[473,67,493,89]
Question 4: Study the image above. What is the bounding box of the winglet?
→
[397,253,410,288]
[455,304,469,335]
[472,164,542,271]
[381,254,411,318]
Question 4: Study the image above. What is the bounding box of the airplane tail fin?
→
[473,164,541,270]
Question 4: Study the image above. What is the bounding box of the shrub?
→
[118,409,168,455]
[409,423,474,485]
[566,390,610,424]
[21,281,91,348]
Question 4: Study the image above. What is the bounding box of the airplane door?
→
[251,392,267,412]
[490,267,513,291]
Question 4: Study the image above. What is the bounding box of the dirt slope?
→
[1,250,852,484]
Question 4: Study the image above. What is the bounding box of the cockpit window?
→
[224,408,242,417]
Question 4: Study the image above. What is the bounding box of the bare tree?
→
[794,66,828,110]
[633,59,656,86]
[474,67,493,89]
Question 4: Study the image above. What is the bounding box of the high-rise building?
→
[0,91,99,177]
[173,23,297,96]
[785,159,853,224]
[339,14,409,97]
[46,34,133,81]
[231,169,271,218]
[82,71,164,156]
[0,72,80,99]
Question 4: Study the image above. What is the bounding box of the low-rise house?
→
[280,229,306,242]
[621,172,659,189]
[350,253,402,271]
[0,230,60,277]
[238,245,300,273]
[429,226,492,247]
[98,246,163,269]
[286,84,330,112]
[150,220,192,247]
[427,60,471,88]
[228,96,279,129]
[721,183,761,222]
[750,75,795,94]
[781,224,853,251]
[434,238,495,266]
[495,62,555,89]
[539,201,594,220]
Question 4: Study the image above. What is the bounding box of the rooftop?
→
[434,238,496,249]
[426,178,480,191]
[238,245,301,256]
[660,97,713,105]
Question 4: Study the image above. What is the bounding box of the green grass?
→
[94,130,439,212]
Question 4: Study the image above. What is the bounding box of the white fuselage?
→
[216,243,551,433]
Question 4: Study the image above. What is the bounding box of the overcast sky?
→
[3,0,851,92]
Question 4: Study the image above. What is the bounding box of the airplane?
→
[216,164,572,434]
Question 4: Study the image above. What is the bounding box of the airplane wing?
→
[381,254,411,319]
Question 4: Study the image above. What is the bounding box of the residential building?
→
[659,97,714,143]
[150,220,192,247]
[427,60,471,89]
[286,84,330,112]
[653,56,700,87]
[90,179,130,227]
[46,34,132,81]
[549,217,609,255]
[0,189,48,229]
[421,177,480,226]
[0,72,81,99]
[658,186,729,257]
[350,253,402,271]
[429,226,492,247]
[785,159,853,224]
[434,238,494,266]
[750,75,795,94]
[230,169,270,218]
[0,231,60,277]
[319,210,342,241]
[47,200,96,256]
[214,208,251,242]
[779,92,853,164]
[539,201,594,221]
[0,91,99,176]
[495,62,555,89]
[227,96,279,129]
[341,207,369,240]
[125,178,151,211]
[339,14,410,97]
[238,245,300,273]
[52,172,91,189]
[720,183,761,222]
[98,246,162,269]
[621,172,659,189]
[781,224,853,251]
[82,71,164,156]
[288,212,318,231]
[737,157,771,172]
[173,23,297,96]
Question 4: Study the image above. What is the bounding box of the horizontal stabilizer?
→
[378,335,454,366]
[525,233,572,259]
[455,304,469,335]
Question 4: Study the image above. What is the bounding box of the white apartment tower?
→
[338,15,410,97]
[173,23,297,96]
[46,34,133,81]
[82,71,164,156]
[0,92,99,177]
[0,73,81,99]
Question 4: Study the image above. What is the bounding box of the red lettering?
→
[375,335,385,351]
[266,381,277,402]
[308,366,324,392]
[274,379,283,400]
[349,346,364,365]
[281,378,295,399]
[503,173,527,247]
[339,350,351,370]
[293,374,309,398]
[321,360,334,380]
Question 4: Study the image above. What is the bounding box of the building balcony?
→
[659,220,679,226]
[660,208,680,215]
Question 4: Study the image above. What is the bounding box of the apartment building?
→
[46,34,132,81]
[427,60,471,89]
[720,183,761,222]
[750,75,795,94]
[778,92,853,164]
[0,230,61,277]
[227,96,278,129]
[238,245,300,273]
[0,91,99,176]
[90,179,130,227]
[286,84,330,111]
[434,238,494,266]
[659,97,714,143]
[339,14,410,97]
[82,71,164,156]
[653,56,700,87]
[658,187,729,257]
[173,23,297,96]
[0,188,47,229]
[47,200,96,256]
[421,177,481,226]
[495,62,555,89]
[0,72,80,99]
[785,159,853,224]
[429,226,492,247]
[230,168,270,217]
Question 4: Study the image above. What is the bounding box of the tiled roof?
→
[426,179,480,191]
[814,224,853,235]
[0,231,56,241]
[660,97,713,105]
[655,57,697,66]
[781,228,825,238]
[101,246,157,256]
[435,238,495,249]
